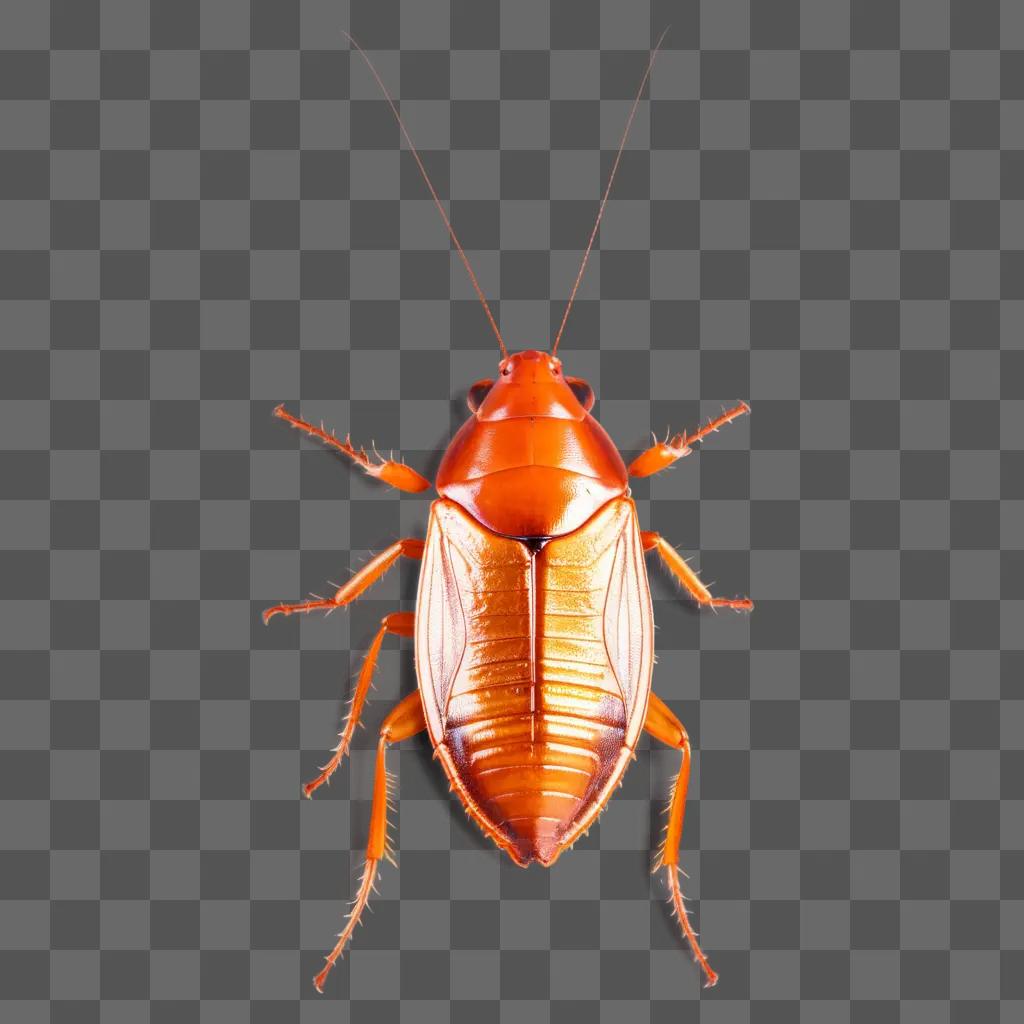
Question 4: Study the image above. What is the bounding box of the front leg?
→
[642,532,752,611]
[629,401,750,479]
[274,404,431,492]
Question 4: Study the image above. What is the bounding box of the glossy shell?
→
[436,350,629,539]
[414,496,653,866]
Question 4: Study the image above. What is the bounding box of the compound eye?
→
[467,379,494,411]
[565,377,595,411]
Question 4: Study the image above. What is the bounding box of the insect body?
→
[265,34,752,993]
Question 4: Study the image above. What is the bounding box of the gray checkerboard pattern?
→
[1,0,1022,1020]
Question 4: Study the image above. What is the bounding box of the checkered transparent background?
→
[1,0,1022,1020]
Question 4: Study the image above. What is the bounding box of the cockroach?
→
[264,33,752,992]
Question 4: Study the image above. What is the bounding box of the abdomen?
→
[415,498,653,866]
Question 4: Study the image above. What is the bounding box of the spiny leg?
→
[263,538,423,623]
[302,612,414,799]
[274,404,431,492]
[629,401,750,479]
[645,691,718,988]
[641,532,753,611]
[314,690,426,993]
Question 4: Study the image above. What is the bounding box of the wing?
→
[539,498,654,749]
[414,499,531,745]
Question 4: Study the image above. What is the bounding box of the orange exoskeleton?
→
[264,33,752,993]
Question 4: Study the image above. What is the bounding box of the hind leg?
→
[302,612,414,798]
[645,691,718,988]
[314,690,426,993]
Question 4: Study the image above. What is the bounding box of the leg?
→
[629,401,750,479]
[645,692,718,988]
[642,532,753,611]
[274,404,431,493]
[314,690,426,993]
[263,537,423,623]
[302,612,414,798]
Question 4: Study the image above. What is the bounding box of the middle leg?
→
[263,538,424,623]
[642,532,752,611]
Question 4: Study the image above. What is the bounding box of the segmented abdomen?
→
[415,498,653,866]
[446,573,626,865]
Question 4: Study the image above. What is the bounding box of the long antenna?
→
[551,28,668,357]
[344,32,508,360]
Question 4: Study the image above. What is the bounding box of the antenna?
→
[551,28,668,357]
[345,33,508,360]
